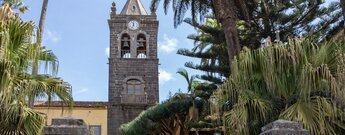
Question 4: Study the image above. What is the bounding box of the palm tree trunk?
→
[29,0,49,108]
[37,0,49,45]
[212,0,241,63]
[341,0,345,34]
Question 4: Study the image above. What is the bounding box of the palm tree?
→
[214,38,345,134]
[37,0,48,45]
[1,0,27,12]
[29,0,49,108]
[0,4,73,134]
[177,68,196,93]
[211,0,241,61]
[150,0,241,63]
[177,68,200,123]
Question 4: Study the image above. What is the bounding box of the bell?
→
[123,41,129,48]
[138,41,144,47]
[137,38,145,47]
[122,37,130,48]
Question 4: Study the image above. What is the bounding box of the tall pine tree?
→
[178,0,343,86]
[238,0,343,48]
[178,18,228,85]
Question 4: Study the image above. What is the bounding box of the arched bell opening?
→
[136,34,147,58]
[121,33,131,58]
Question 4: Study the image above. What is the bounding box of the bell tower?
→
[107,0,159,135]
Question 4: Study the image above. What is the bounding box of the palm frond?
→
[215,38,345,134]
[0,5,73,134]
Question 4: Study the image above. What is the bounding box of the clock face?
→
[128,20,140,30]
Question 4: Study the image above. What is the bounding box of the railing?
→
[121,50,131,58]
[120,94,148,104]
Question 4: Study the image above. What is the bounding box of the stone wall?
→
[44,117,90,135]
[108,58,159,104]
[260,120,310,135]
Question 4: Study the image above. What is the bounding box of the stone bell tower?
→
[107,0,159,135]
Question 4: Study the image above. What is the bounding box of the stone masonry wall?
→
[260,120,310,135]
[108,58,159,104]
[44,118,90,135]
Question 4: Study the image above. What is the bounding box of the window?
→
[121,33,131,58]
[90,125,101,135]
[127,79,142,95]
[136,34,147,58]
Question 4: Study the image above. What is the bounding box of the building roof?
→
[120,0,148,15]
[34,101,108,108]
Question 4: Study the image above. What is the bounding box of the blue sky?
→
[20,0,201,102]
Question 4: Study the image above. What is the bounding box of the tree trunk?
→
[341,0,345,34]
[37,0,49,45]
[212,0,241,63]
[29,0,49,108]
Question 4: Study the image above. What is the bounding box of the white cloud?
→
[158,34,178,53]
[75,88,89,94]
[105,47,110,57]
[159,69,174,84]
[45,29,61,43]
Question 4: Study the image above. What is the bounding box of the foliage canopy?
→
[215,38,345,135]
[0,4,73,134]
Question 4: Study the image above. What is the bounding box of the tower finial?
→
[111,1,116,17]
[111,2,116,12]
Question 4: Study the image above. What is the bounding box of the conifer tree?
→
[178,18,229,85]
[239,0,343,48]
[340,0,345,34]
[178,0,343,86]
